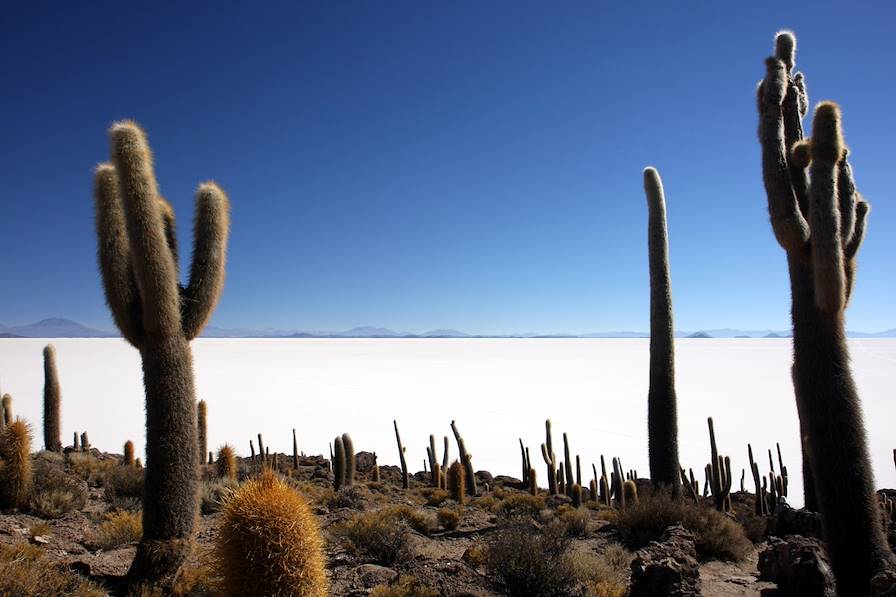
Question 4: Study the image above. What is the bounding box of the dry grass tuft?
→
[28,459,87,518]
[486,519,577,597]
[200,478,237,515]
[67,452,113,486]
[493,493,546,518]
[437,507,461,531]
[216,470,328,596]
[95,509,142,550]
[570,545,631,597]
[0,543,105,596]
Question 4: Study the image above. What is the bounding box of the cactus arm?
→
[158,198,179,278]
[807,102,847,313]
[758,57,810,253]
[93,164,143,346]
[837,157,857,248]
[181,183,230,340]
[109,121,182,336]
[442,436,449,470]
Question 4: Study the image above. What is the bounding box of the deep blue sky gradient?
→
[1,2,893,334]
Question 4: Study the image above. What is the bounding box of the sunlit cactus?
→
[757,31,893,593]
[0,419,32,509]
[197,400,208,466]
[124,440,136,466]
[217,444,237,481]
[42,345,62,452]
[92,120,230,588]
[643,167,682,497]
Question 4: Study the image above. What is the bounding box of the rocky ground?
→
[0,448,893,596]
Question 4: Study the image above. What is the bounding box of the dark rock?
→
[768,502,822,539]
[757,535,835,597]
[630,525,701,597]
[547,494,572,508]
[354,451,376,474]
[354,563,398,587]
[475,470,494,486]
[491,475,521,489]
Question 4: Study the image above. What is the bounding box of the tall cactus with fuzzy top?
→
[197,400,208,467]
[643,168,682,497]
[757,31,894,595]
[42,345,62,452]
[92,121,230,588]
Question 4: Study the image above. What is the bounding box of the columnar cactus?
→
[643,167,682,497]
[197,400,208,467]
[2,394,12,426]
[572,484,582,508]
[342,433,355,486]
[707,418,731,512]
[540,419,558,495]
[333,436,346,491]
[518,438,529,486]
[757,31,893,594]
[292,429,299,470]
[73,432,80,451]
[124,440,135,466]
[450,420,477,496]
[92,121,230,587]
[393,420,409,490]
[447,460,466,505]
[80,432,89,451]
[428,435,440,487]
[42,345,62,452]
[563,433,574,498]
[217,444,237,481]
[529,468,538,496]
[623,480,639,507]
[257,433,266,467]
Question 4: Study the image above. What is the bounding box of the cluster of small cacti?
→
[450,420,477,496]
[332,433,355,491]
[706,418,732,513]
[426,434,449,488]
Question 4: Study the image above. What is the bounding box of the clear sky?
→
[1,2,893,334]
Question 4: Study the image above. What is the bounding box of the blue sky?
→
[1,2,893,334]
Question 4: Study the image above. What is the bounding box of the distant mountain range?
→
[3,318,896,339]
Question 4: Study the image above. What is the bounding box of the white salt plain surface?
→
[1,338,893,507]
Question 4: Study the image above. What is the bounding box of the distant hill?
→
[4,319,896,339]
[0,318,115,338]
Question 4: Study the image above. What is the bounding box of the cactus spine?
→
[0,419,32,509]
[393,420,409,489]
[197,400,207,466]
[540,419,558,495]
[42,345,62,452]
[216,471,328,596]
[757,31,894,593]
[92,121,230,588]
[643,167,682,497]
[450,420,477,496]
[124,440,136,466]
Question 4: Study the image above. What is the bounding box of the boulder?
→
[757,535,835,596]
[630,525,701,597]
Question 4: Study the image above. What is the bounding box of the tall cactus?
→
[643,168,682,497]
[92,121,230,588]
[757,32,894,594]
[393,420,409,489]
[333,436,346,491]
[450,420,477,496]
[342,433,355,486]
[563,433,574,498]
[540,419,558,495]
[707,418,731,512]
[197,400,208,467]
[2,393,13,426]
[42,344,62,452]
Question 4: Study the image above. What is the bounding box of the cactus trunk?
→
[42,345,62,452]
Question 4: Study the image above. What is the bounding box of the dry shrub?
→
[67,452,112,486]
[437,507,461,531]
[95,509,142,550]
[494,493,546,518]
[370,575,439,597]
[558,507,590,537]
[569,545,631,597]
[616,492,750,560]
[486,519,578,597]
[462,542,489,568]
[28,460,87,518]
[333,507,414,565]
[103,464,144,498]
[0,543,104,596]
[200,478,238,515]
[325,484,368,510]
[29,522,50,537]
[421,488,449,507]
[473,494,499,511]
[216,471,328,596]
